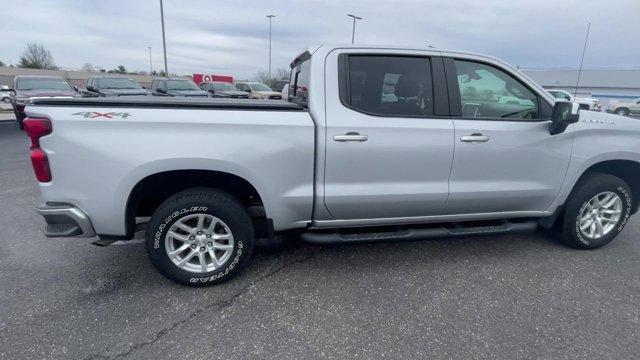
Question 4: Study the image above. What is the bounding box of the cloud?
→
[1,0,638,79]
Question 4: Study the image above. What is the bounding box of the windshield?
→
[97,78,142,89]
[166,80,200,90]
[17,78,72,91]
[212,82,237,91]
[249,83,272,91]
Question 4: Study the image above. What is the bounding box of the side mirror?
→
[550,101,580,135]
[142,85,147,89]
[73,85,79,92]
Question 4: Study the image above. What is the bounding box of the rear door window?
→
[341,55,434,117]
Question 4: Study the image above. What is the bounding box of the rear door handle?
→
[460,133,490,143]
[334,132,368,142]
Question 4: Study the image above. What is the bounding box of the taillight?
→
[23,117,52,182]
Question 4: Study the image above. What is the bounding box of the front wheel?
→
[560,173,632,249]
[616,108,630,116]
[145,188,255,286]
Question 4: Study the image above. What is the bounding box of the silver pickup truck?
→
[25,44,640,286]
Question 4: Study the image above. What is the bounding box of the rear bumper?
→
[34,203,96,238]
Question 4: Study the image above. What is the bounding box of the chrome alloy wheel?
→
[578,191,623,240]
[165,214,234,273]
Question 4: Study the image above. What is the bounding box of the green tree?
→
[18,43,57,69]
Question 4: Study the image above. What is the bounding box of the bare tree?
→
[254,70,271,84]
[276,67,290,80]
[81,63,94,73]
[18,43,57,69]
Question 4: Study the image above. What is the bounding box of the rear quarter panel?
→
[26,106,315,235]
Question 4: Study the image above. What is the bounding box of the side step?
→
[300,220,537,245]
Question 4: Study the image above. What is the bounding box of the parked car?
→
[606,98,640,117]
[235,81,282,100]
[271,80,290,93]
[199,81,249,98]
[83,76,149,97]
[11,75,78,128]
[548,89,601,111]
[0,87,11,103]
[25,44,640,287]
[150,78,209,97]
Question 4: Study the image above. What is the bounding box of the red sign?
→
[192,74,234,85]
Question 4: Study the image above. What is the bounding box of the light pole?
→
[347,14,362,44]
[266,15,275,86]
[159,0,168,76]
[147,46,153,74]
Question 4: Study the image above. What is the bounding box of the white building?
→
[523,68,640,107]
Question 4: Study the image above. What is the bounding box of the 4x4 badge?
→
[72,111,132,118]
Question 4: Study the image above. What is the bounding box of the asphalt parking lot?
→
[1,119,639,360]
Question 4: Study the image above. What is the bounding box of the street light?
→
[159,0,168,76]
[266,15,275,86]
[147,46,153,74]
[347,14,362,44]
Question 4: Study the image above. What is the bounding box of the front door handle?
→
[460,133,490,143]
[334,132,368,142]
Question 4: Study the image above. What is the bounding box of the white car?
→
[548,89,601,111]
[0,86,11,103]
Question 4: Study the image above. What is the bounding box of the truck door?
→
[323,53,454,220]
[442,57,572,215]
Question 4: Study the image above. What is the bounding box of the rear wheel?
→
[145,188,254,286]
[560,173,632,249]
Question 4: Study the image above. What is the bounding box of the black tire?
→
[615,108,630,116]
[560,173,632,249]
[145,188,254,286]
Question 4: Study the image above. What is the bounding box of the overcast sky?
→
[1,0,638,79]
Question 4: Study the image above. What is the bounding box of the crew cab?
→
[150,78,209,97]
[83,76,149,97]
[199,81,249,98]
[10,75,79,128]
[548,89,601,111]
[25,44,640,286]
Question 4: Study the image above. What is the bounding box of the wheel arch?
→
[123,169,267,239]
[570,159,640,214]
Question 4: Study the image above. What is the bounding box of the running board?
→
[300,220,537,245]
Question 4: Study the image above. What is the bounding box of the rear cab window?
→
[289,52,311,108]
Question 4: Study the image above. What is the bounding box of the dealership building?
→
[523,68,640,107]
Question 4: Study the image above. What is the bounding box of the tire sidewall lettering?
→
[189,241,244,284]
